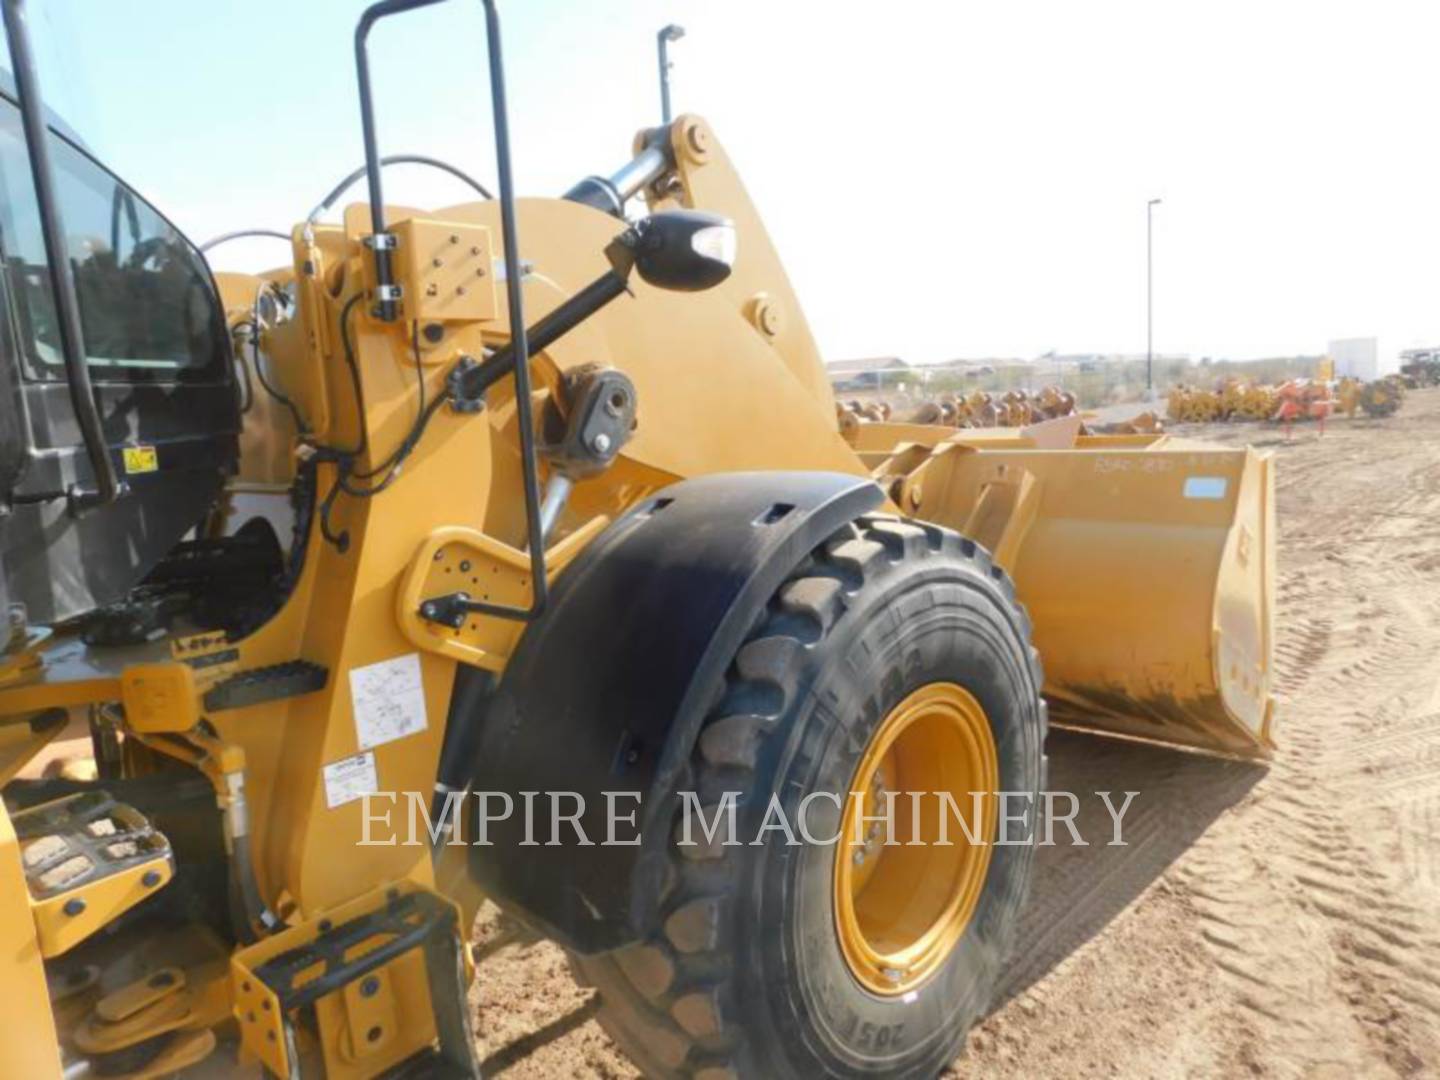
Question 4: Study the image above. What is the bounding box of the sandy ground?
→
[468,390,1440,1078]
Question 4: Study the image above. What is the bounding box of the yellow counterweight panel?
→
[898,436,1276,758]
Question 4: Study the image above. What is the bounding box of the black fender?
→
[461,470,884,952]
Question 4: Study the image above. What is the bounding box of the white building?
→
[1328,337,1378,380]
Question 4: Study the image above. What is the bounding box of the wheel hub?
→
[833,682,999,995]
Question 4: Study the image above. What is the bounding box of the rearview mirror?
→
[627,210,736,292]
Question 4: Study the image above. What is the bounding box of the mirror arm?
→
[451,263,633,405]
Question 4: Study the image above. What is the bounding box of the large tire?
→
[573,515,1047,1078]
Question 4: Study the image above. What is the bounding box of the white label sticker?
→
[1183,476,1228,500]
[322,751,378,809]
[349,652,428,750]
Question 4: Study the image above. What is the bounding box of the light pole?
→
[658,24,685,124]
[1146,197,1161,398]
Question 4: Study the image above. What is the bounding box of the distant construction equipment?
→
[1399,349,1440,388]
[841,386,1079,429]
[1168,374,1407,425]
[836,387,1167,442]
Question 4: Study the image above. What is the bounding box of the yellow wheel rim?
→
[833,682,999,995]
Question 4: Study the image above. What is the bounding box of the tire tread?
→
[575,516,1043,1077]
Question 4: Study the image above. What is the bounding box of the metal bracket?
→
[445,355,486,413]
[419,593,471,630]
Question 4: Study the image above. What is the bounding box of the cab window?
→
[0,93,226,384]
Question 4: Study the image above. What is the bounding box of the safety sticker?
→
[322,751,378,809]
[122,445,158,474]
[1183,476,1228,500]
[349,652,428,751]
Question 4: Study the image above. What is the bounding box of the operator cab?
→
[0,83,239,631]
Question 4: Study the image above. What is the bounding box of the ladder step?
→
[233,886,482,1078]
[202,660,327,713]
[14,791,169,898]
[253,891,446,1010]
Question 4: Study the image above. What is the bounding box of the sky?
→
[7,0,1438,366]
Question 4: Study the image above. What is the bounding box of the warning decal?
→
[349,652,428,751]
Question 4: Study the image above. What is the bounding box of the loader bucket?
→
[884,429,1276,758]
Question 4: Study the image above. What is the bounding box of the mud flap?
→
[460,470,884,953]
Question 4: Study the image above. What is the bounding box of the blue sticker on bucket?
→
[1183,476,1227,500]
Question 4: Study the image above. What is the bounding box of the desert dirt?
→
[468,390,1440,1078]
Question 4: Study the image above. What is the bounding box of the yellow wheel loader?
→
[1358,376,1403,418]
[0,1,1275,1076]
